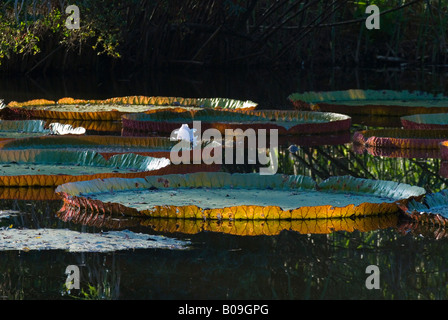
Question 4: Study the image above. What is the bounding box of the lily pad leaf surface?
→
[401,113,448,129]
[122,109,351,136]
[0,150,171,187]
[56,172,426,220]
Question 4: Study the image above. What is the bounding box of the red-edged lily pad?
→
[401,113,448,129]
[121,109,351,136]
[3,96,257,121]
[56,172,425,220]
[288,90,448,116]
[353,129,448,149]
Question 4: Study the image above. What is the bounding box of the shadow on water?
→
[0,67,448,299]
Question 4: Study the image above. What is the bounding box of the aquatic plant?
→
[56,172,426,220]
[289,90,448,116]
[5,96,257,120]
[353,128,448,150]
[122,109,351,136]
[401,113,448,130]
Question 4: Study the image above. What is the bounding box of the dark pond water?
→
[0,66,448,302]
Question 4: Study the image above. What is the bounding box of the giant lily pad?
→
[56,172,425,220]
[404,190,448,227]
[353,129,448,149]
[288,90,448,116]
[0,150,173,187]
[401,113,448,129]
[0,135,175,160]
[122,109,351,136]
[3,96,257,121]
[0,119,85,141]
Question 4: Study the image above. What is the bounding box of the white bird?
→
[171,124,199,147]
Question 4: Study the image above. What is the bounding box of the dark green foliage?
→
[0,0,446,73]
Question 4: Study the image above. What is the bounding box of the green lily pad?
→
[288,90,448,116]
[0,120,85,140]
[405,190,448,227]
[122,109,351,136]
[4,96,257,121]
[56,172,425,220]
[0,135,175,158]
[0,149,171,187]
[401,113,448,129]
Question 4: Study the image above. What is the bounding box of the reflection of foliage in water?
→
[224,143,448,193]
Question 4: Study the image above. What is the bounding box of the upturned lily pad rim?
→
[0,149,174,187]
[401,113,448,129]
[3,96,258,121]
[56,172,426,220]
[288,90,448,116]
[353,128,448,149]
[121,108,352,135]
[405,190,448,227]
[6,96,257,110]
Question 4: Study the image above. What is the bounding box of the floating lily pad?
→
[0,135,175,159]
[56,172,425,220]
[0,119,85,141]
[4,96,257,121]
[288,90,448,116]
[353,129,448,149]
[0,228,189,252]
[0,150,172,187]
[405,190,448,227]
[122,109,351,136]
[401,113,448,129]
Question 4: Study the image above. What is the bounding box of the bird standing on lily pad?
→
[171,124,199,148]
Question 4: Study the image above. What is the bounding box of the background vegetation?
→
[0,0,446,74]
